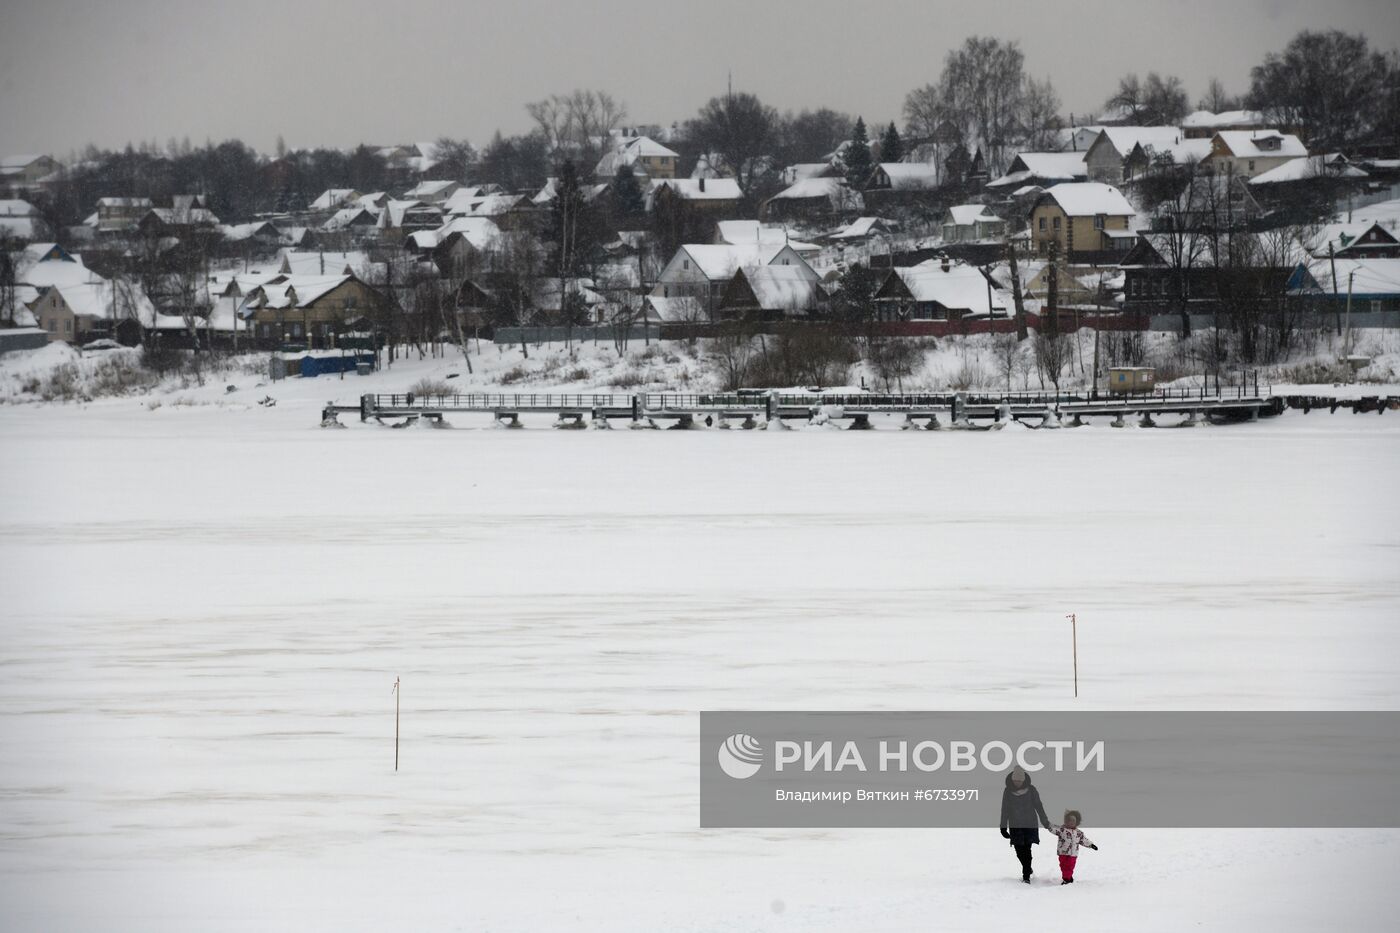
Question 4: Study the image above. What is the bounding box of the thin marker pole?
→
[1066,614,1078,698]
[392,676,400,771]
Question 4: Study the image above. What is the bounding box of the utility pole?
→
[1066,614,1079,698]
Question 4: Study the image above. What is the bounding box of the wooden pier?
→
[312,384,1400,429]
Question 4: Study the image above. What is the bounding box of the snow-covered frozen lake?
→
[1,398,1397,930]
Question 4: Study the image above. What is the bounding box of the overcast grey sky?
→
[2,0,1397,157]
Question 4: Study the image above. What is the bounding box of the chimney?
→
[699,177,706,193]
[940,253,950,273]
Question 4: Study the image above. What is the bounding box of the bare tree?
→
[527,89,627,164]
[685,91,780,196]
[1198,77,1239,113]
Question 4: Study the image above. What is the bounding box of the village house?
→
[941,204,1006,243]
[986,152,1088,192]
[1307,220,1400,260]
[1083,128,1209,184]
[1289,256,1400,316]
[1118,232,1223,313]
[95,197,154,234]
[1029,182,1137,261]
[713,220,819,254]
[137,195,221,237]
[1202,131,1308,181]
[15,243,156,343]
[242,273,382,349]
[873,255,1007,320]
[863,162,940,209]
[649,177,745,219]
[1180,110,1271,140]
[829,216,898,243]
[0,199,46,242]
[761,177,862,222]
[309,188,362,213]
[1,154,59,193]
[595,135,679,181]
[716,264,826,320]
[651,242,816,317]
[404,180,461,204]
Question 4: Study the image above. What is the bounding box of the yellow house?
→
[595,136,679,181]
[1202,131,1308,181]
[1029,183,1136,261]
[245,274,382,348]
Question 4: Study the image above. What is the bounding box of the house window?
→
[1373,301,1383,314]
[663,286,669,297]
[1248,161,1255,172]
[1052,216,1061,231]
[1094,215,1105,230]
[1038,217,1046,231]
[64,319,72,333]
[291,323,304,337]
[47,319,56,332]
[682,260,690,270]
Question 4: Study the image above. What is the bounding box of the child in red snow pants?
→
[1058,854,1077,882]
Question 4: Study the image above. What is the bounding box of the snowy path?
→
[0,400,1397,930]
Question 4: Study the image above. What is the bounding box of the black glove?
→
[1000,828,1010,839]
[1089,843,1098,850]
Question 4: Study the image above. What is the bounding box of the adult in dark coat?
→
[999,767,1051,882]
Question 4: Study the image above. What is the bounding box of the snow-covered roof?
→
[405,180,456,199]
[1040,182,1135,217]
[1,154,50,171]
[219,221,279,241]
[431,216,501,251]
[651,178,743,201]
[734,265,822,311]
[442,192,527,217]
[769,177,849,200]
[309,189,358,211]
[0,216,41,240]
[1297,257,1400,297]
[1091,127,1186,157]
[988,152,1087,189]
[671,243,810,282]
[1249,155,1366,185]
[321,206,377,231]
[95,197,153,209]
[645,295,706,322]
[946,204,1001,226]
[0,199,38,217]
[871,162,939,190]
[1305,220,1396,257]
[1213,131,1308,159]
[248,275,356,311]
[147,206,220,226]
[279,249,370,276]
[1181,109,1266,129]
[831,217,890,240]
[887,260,1005,315]
[714,220,817,251]
[595,136,680,176]
[782,163,835,184]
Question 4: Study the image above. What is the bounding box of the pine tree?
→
[613,163,645,219]
[880,123,903,162]
[845,117,872,187]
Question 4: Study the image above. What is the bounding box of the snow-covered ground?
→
[1,350,1398,930]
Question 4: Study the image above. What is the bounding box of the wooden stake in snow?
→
[392,676,400,771]
[1066,614,1079,698]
